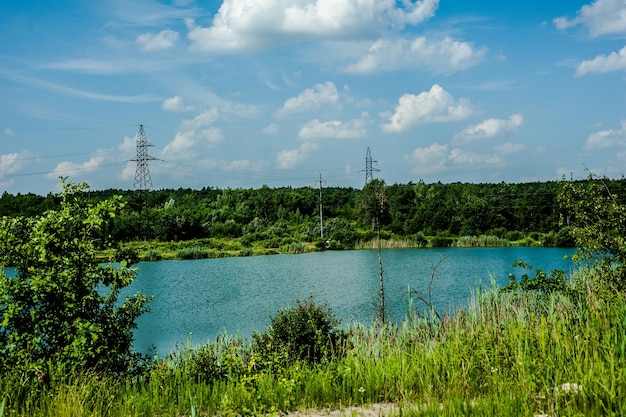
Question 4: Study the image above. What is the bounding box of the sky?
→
[1,0,626,195]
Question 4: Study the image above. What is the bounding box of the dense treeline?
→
[2,179,626,249]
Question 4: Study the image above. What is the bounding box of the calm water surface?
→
[126,247,575,355]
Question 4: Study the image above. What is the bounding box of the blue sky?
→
[1,0,626,194]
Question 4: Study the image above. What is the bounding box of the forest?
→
[0,179,613,247]
[2,178,626,255]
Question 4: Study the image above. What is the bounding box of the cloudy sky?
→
[1,0,626,194]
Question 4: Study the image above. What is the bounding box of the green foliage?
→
[500,260,569,295]
[356,179,390,229]
[252,296,343,367]
[0,179,150,378]
[0,180,573,252]
[559,175,626,291]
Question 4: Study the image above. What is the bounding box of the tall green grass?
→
[2,276,624,416]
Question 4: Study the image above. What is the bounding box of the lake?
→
[125,247,575,355]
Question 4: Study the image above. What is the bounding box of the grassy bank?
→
[2,272,623,416]
[100,231,565,262]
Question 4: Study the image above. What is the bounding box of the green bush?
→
[0,180,150,378]
[500,260,569,296]
[252,296,343,367]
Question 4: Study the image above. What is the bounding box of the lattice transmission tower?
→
[364,147,380,184]
[132,124,157,192]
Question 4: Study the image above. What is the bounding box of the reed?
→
[2,269,624,416]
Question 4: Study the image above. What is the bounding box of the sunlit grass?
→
[3,269,624,416]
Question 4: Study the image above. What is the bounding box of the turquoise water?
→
[126,247,575,355]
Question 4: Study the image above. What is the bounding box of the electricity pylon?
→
[365,147,380,184]
[131,124,156,192]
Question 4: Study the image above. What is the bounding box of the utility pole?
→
[131,124,157,192]
[365,147,380,184]
[316,174,327,239]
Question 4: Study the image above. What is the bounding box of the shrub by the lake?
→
[252,296,344,368]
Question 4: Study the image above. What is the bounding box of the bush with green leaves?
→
[559,175,626,292]
[252,296,343,368]
[500,260,569,296]
[0,179,150,378]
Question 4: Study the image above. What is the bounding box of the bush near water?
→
[0,175,625,416]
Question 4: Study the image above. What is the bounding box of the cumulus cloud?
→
[298,118,367,140]
[575,45,626,76]
[345,36,486,74]
[47,156,105,179]
[381,84,473,133]
[453,114,523,143]
[163,95,195,112]
[448,148,503,165]
[0,151,29,177]
[273,81,340,119]
[584,120,626,149]
[187,0,439,53]
[276,142,319,169]
[405,142,449,173]
[405,142,508,174]
[136,29,180,51]
[163,108,224,156]
[553,0,626,37]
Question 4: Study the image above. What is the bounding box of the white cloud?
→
[273,81,340,119]
[453,114,523,143]
[276,142,319,169]
[381,84,473,133]
[0,151,29,177]
[136,29,180,51]
[554,0,626,37]
[163,108,223,156]
[297,118,367,140]
[163,95,195,112]
[404,143,449,173]
[187,0,439,53]
[448,148,502,166]
[405,142,506,174]
[47,156,105,179]
[584,120,626,149]
[3,128,15,136]
[495,143,526,154]
[263,123,280,134]
[345,36,486,74]
[575,45,626,76]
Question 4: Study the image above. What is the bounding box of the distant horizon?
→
[2,0,625,195]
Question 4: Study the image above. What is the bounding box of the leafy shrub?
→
[0,180,150,378]
[500,260,569,296]
[252,296,343,367]
[505,230,524,242]
[556,226,575,247]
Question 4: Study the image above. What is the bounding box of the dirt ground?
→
[283,403,397,417]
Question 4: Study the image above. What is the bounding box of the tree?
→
[0,179,150,378]
[356,179,390,230]
[559,175,626,292]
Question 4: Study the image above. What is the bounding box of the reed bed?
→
[2,278,624,416]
